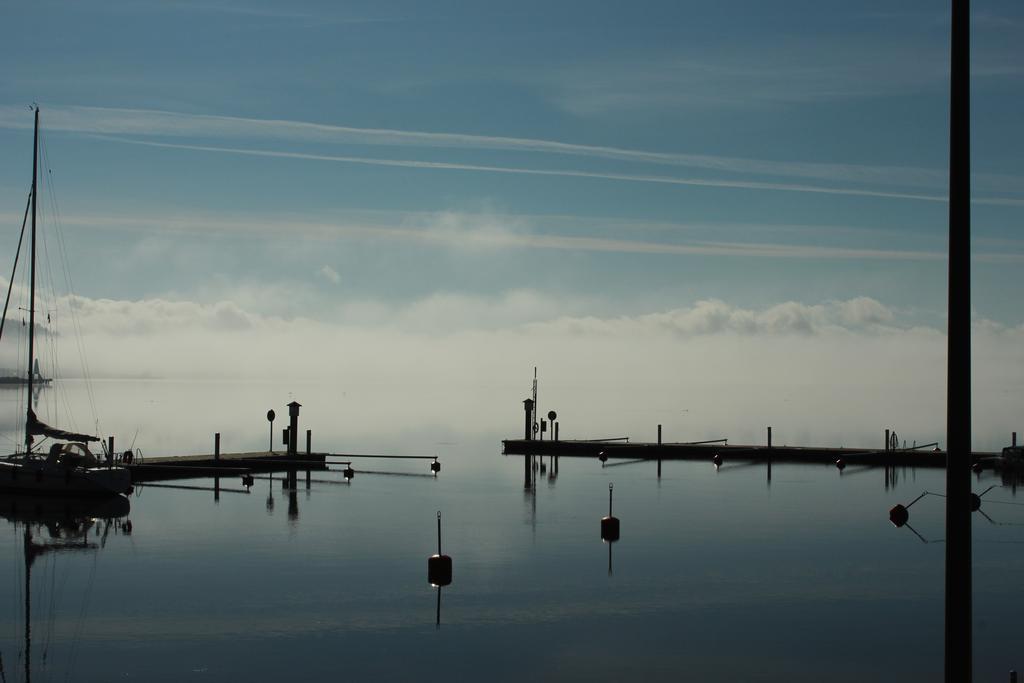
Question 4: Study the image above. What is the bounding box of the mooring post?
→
[886,428,891,452]
[214,433,220,464]
[657,424,662,445]
[554,422,559,442]
[767,426,772,449]
[523,398,535,441]
[1014,432,1018,448]
[287,401,301,458]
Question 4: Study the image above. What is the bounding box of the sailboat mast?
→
[25,106,38,451]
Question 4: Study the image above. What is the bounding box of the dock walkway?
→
[502,439,997,468]
[128,451,329,482]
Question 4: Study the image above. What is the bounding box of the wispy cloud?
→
[14,207,1022,264]
[318,265,340,285]
[90,135,1024,207]
[2,105,1021,197]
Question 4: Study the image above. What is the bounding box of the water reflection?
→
[1,493,131,683]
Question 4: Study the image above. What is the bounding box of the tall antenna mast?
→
[532,366,538,438]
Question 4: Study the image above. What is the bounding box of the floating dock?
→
[128,451,329,482]
[502,439,998,468]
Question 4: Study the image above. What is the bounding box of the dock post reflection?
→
[305,429,312,489]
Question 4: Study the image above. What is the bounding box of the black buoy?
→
[430,459,441,474]
[835,458,846,471]
[242,474,255,489]
[428,511,453,587]
[712,453,722,467]
[598,450,608,464]
[600,483,620,542]
[889,504,909,528]
[970,493,982,512]
[972,461,983,473]
[343,466,355,480]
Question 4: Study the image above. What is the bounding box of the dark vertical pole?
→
[107,436,114,468]
[213,434,221,500]
[305,428,312,488]
[946,1,971,680]
[524,455,530,487]
[767,426,772,449]
[1013,432,1017,448]
[657,424,662,445]
[554,422,559,441]
[886,428,891,452]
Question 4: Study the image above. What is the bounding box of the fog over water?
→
[1,289,1022,454]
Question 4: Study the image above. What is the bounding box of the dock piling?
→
[523,398,535,441]
[214,433,220,464]
[657,424,662,445]
[767,426,772,449]
[886,429,891,452]
[1014,432,1018,448]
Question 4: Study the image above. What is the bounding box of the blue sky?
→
[1,0,1022,320]
[0,1,1023,445]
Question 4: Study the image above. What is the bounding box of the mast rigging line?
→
[39,132,99,433]
[0,190,31,345]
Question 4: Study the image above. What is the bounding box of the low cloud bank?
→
[4,292,1022,450]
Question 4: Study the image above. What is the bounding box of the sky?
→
[0,1,1022,447]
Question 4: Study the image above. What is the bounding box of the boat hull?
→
[0,460,132,496]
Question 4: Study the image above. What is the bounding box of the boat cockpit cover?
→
[27,409,99,443]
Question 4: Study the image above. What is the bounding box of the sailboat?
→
[0,107,132,496]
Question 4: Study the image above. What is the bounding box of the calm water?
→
[1,381,1022,682]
